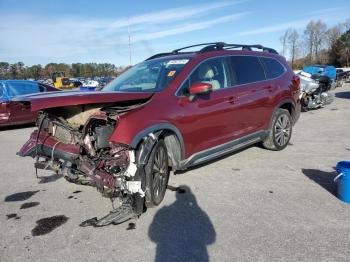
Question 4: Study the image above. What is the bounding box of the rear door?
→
[259,56,288,120]
[227,55,272,135]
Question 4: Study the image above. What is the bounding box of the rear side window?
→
[38,84,47,92]
[260,57,286,79]
[229,56,266,85]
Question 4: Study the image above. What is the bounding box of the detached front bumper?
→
[17,130,80,162]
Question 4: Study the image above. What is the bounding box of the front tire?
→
[263,109,292,151]
[144,139,169,207]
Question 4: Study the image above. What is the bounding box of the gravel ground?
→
[1,83,350,262]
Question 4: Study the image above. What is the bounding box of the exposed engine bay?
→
[18,99,158,226]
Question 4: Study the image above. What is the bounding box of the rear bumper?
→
[293,101,301,125]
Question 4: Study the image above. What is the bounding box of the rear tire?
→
[263,109,292,151]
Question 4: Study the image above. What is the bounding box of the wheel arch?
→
[131,123,185,169]
[273,99,297,124]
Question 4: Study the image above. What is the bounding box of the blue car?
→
[0,80,60,126]
[303,65,337,80]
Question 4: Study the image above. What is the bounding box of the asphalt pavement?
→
[1,83,350,262]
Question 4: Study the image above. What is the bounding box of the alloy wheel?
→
[274,114,291,147]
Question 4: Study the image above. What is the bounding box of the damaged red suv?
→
[17,43,301,226]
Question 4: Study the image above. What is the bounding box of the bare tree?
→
[325,25,343,48]
[343,17,350,31]
[304,21,316,62]
[280,28,292,56]
[288,29,299,68]
[313,20,327,61]
[303,20,327,63]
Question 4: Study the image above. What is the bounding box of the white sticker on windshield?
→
[167,59,189,65]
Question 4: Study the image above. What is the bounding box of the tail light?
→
[0,102,7,113]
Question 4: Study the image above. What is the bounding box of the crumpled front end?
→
[18,102,150,226]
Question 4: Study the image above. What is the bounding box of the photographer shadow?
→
[149,185,216,262]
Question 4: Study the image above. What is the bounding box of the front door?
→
[176,57,239,156]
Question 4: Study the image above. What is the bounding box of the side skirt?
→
[179,130,269,170]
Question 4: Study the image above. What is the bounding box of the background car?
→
[0,80,60,127]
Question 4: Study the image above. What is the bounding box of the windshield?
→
[102,57,190,92]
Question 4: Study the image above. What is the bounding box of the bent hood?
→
[12,91,154,111]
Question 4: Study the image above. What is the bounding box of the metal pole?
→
[128,17,132,66]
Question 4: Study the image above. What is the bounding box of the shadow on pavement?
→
[5,190,40,202]
[38,173,62,184]
[302,168,337,196]
[149,185,216,262]
[335,91,350,99]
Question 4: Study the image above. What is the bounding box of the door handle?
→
[267,86,277,92]
[227,96,237,104]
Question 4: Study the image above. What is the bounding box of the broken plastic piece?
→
[126,181,145,197]
[79,217,98,227]
[79,203,135,227]
[129,150,135,163]
[124,162,137,177]
[124,150,138,177]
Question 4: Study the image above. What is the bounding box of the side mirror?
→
[189,82,212,95]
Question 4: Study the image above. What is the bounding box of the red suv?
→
[18,43,301,226]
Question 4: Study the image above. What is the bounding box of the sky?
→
[0,0,349,66]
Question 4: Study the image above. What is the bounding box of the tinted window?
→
[181,57,230,95]
[229,56,266,85]
[38,83,47,92]
[260,57,285,79]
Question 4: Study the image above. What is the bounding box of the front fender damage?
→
[17,101,158,227]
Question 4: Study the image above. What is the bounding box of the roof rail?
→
[172,42,226,53]
[223,44,278,54]
[145,52,175,61]
[145,42,278,60]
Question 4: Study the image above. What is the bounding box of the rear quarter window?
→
[229,56,266,85]
[260,57,286,79]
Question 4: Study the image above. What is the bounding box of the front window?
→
[102,57,190,92]
[180,57,231,96]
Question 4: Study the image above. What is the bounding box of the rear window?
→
[6,82,40,99]
[260,57,286,79]
[229,56,266,85]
